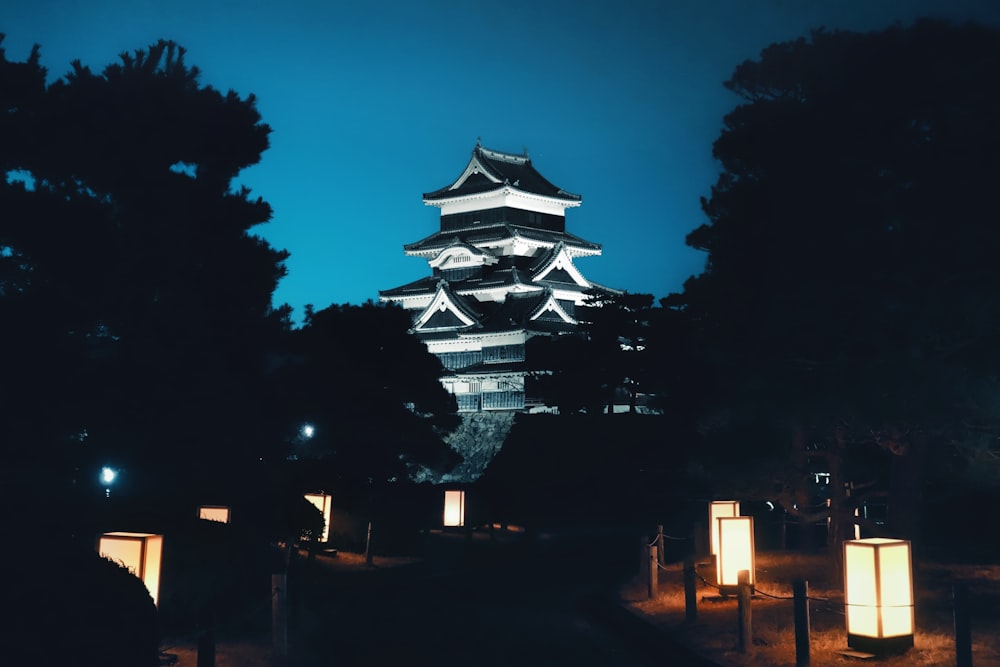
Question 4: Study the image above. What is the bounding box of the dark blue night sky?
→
[3,0,999,322]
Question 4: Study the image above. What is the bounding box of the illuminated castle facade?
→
[379,142,616,412]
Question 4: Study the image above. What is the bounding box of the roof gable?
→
[413,282,480,332]
[423,142,581,203]
[531,242,591,288]
[529,291,578,325]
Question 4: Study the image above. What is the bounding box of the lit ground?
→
[624,550,1000,667]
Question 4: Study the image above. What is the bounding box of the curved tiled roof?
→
[423,143,581,202]
[403,223,601,254]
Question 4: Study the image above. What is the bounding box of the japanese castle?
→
[379,142,617,413]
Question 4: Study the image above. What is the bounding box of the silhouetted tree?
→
[528,291,674,415]
[0,39,290,489]
[673,19,1000,546]
[272,301,459,485]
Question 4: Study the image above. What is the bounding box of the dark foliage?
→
[0,38,291,487]
[477,413,680,530]
[271,300,460,483]
[671,19,1000,541]
[1,536,159,667]
[528,291,687,416]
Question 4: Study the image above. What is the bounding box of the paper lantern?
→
[843,538,914,654]
[198,505,231,523]
[709,500,739,556]
[304,493,332,542]
[443,490,465,528]
[98,532,164,607]
[716,516,755,590]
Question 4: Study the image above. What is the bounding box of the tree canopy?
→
[0,38,457,503]
[272,301,460,485]
[671,19,1000,539]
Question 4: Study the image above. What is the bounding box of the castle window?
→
[483,344,525,364]
[482,390,525,410]
[436,350,483,370]
[456,394,481,412]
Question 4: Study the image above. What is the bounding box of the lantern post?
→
[443,490,466,528]
[98,532,165,607]
[843,538,914,655]
[304,493,332,542]
[716,516,755,594]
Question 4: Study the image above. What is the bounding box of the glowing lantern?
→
[198,505,231,523]
[716,516,755,589]
[304,493,332,542]
[443,490,465,528]
[98,532,164,607]
[709,500,739,557]
[843,538,914,654]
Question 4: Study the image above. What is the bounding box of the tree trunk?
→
[886,432,927,545]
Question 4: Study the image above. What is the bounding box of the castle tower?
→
[379,142,617,413]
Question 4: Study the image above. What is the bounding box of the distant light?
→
[301,424,315,439]
[765,501,775,511]
[100,467,117,485]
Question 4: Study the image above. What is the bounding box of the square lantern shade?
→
[709,500,740,557]
[716,516,755,589]
[98,532,164,607]
[843,538,914,654]
[304,493,332,542]
[198,505,231,523]
[443,490,465,528]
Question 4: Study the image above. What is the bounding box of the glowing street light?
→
[98,532,164,606]
[443,490,465,528]
[100,466,118,497]
[843,538,914,655]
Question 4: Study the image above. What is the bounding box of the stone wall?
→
[435,411,517,483]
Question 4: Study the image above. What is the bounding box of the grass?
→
[158,549,420,667]
[624,550,1000,667]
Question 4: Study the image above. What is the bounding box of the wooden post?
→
[647,544,659,600]
[656,524,665,565]
[737,569,752,653]
[197,610,215,667]
[639,535,650,578]
[272,573,288,661]
[365,521,374,566]
[954,582,972,667]
[692,521,706,560]
[793,578,810,666]
[683,553,697,623]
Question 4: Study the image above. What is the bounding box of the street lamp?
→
[443,490,465,528]
[843,538,914,655]
[100,466,117,498]
[98,532,164,607]
[303,493,332,542]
